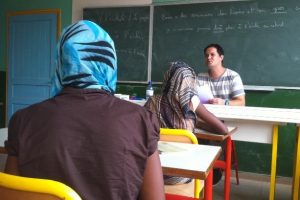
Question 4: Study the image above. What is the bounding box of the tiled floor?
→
[165,171,293,200]
[213,173,292,200]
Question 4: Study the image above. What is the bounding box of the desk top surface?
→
[204,104,300,125]
[129,99,300,125]
[158,141,221,179]
[205,104,300,125]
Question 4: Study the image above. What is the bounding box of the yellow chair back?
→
[160,128,198,144]
[159,128,202,199]
[0,172,82,200]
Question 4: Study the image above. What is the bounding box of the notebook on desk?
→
[158,142,189,154]
[193,126,237,141]
[194,126,237,134]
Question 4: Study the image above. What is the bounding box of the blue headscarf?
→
[51,20,117,96]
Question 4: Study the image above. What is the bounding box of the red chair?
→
[194,126,238,200]
[160,128,203,199]
[231,141,239,185]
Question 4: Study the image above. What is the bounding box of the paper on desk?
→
[158,142,188,154]
[114,94,129,100]
[196,84,213,104]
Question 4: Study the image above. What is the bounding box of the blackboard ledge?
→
[117,82,300,91]
[273,86,300,91]
[245,85,300,91]
[117,81,148,84]
[244,85,275,91]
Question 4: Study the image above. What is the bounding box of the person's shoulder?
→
[10,97,54,122]
[225,69,244,90]
[225,68,241,76]
[23,97,53,111]
[113,96,148,113]
[114,97,159,126]
[224,68,243,81]
[113,96,140,107]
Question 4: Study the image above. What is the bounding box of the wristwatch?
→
[224,99,229,105]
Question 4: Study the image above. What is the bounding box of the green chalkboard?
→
[152,0,300,86]
[83,7,150,82]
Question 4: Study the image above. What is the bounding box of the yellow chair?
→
[160,128,203,199]
[0,172,82,200]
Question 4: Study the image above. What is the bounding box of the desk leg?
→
[224,137,232,200]
[269,125,278,200]
[195,179,201,198]
[292,127,300,200]
[204,169,213,200]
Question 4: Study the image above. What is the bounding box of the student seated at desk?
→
[144,61,228,185]
[4,20,165,200]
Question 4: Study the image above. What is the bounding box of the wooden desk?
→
[204,104,300,200]
[128,100,300,199]
[159,141,221,200]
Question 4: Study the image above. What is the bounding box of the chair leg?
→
[231,141,239,185]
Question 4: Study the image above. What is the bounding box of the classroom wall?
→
[85,0,300,177]
[0,0,72,127]
[0,0,72,72]
[0,0,299,177]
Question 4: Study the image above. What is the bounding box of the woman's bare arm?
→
[195,103,228,135]
[139,150,165,200]
[5,155,20,175]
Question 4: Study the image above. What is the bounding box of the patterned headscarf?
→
[51,20,117,96]
[144,61,198,131]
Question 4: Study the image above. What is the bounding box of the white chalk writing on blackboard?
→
[165,20,285,34]
[117,48,147,59]
[97,11,149,23]
[271,6,287,14]
[112,30,145,40]
[159,4,294,21]
[124,30,144,40]
[190,13,213,18]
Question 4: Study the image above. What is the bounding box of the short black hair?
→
[204,43,224,56]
